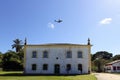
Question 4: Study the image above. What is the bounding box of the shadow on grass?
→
[0,72,88,76]
[0,73,24,76]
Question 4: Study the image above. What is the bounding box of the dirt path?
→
[94,73,120,80]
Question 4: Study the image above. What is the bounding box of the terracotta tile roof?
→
[106,60,120,65]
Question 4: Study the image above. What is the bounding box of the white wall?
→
[111,62,120,72]
[105,62,120,73]
[24,46,90,74]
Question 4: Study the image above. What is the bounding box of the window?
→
[66,64,71,71]
[117,66,120,70]
[32,51,37,58]
[43,51,48,58]
[32,64,37,70]
[66,51,72,58]
[43,64,48,70]
[78,64,82,71]
[113,66,116,71]
[78,51,83,58]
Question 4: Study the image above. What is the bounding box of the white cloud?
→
[48,22,55,29]
[99,18,112,25]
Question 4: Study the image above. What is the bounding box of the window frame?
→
[32,51,37,58]
[32,64,37,71]
[78,64,82,71]
[117,66,120,70]
[66,51,72,58]
[66,64,71,71]
[43,64,48,70]
[43,51,48,58]
[113,66,116,71]
[77,51,83,58]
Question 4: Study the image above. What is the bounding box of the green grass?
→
[0,71,97,80]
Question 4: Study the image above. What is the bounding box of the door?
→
[54,64,60,74]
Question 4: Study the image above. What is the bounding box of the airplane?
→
[54,19,63,23]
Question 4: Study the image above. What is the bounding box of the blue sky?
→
[0,0,120,55]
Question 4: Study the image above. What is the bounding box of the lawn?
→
[0,71,97,80]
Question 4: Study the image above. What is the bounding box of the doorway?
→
[54,64,60,74]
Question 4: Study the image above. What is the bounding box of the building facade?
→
[105,60,120,73]
[24,40,92,74]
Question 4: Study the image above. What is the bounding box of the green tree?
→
[12,39,23,52]
[17,50,24,65]
[92,51,113,61]
[93,59,108,72]
[2,50,23,71]
[0,52,3,68]
[112,54,120,61]
[92,51,113,72]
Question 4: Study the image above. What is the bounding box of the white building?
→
[24,39,92,74]
[105,60,120,73]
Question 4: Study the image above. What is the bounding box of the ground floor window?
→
[32,64,37,70]
[117,66,120,70]
[113,66,116,71]
[78,64,82,72]
[43,64,48,70]
[66,64,71,71]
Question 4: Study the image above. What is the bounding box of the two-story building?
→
[24,39,92,74]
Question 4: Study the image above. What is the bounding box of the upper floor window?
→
[43,64,48,70]
[78,51,83,58]
[43,51,48,58]
[66,64,71,71]
[32,64,37,70]
[66,51,72,58]
[32,51,37,58]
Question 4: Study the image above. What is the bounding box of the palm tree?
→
[12,39,23,53]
